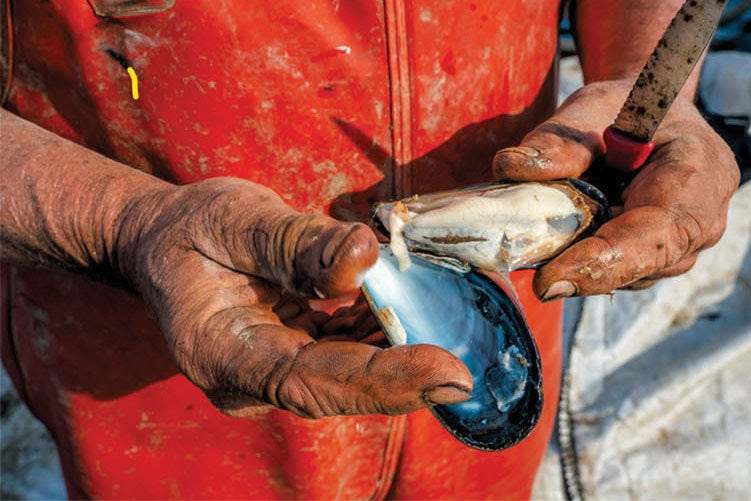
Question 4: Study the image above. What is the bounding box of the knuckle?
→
[272,342,345,418]
[713,138,741,188]
[187,318,301,408]
[728,159,742,187]
[665,207,703,257]
[673,256,699,276]
[283,216,329,293]
[565,81,612,103]
[276,375,316,415]
[276,375,334,419]
[704,220,727,248]
[265,213,300,285]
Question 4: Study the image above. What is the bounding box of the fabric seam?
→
[371,2,411,496]
[369,414,407,500]
[383,0,413,199]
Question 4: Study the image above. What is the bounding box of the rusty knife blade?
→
[613,0,726,142]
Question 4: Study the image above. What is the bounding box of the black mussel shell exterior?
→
[565,178,611,238]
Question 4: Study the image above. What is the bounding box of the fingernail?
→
[498,146,543,158]
[493,146,552,176]
[540,280,577,302]
[321,224,360,267]
[423,385,471,405]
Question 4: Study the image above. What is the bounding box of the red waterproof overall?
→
[2,0,563,498]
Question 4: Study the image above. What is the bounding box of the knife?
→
[603,0,726,172]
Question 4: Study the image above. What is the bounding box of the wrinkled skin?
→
[493,80,740,300]
[1,73,740,420]
[0,110,472,419]
[120,178,473,418]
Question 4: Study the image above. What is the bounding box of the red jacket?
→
[2,0,563,498]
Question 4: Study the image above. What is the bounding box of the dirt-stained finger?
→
[274,342,472,418]
[493,83,628,181]
[181,178,380,299]
[534,206,702,299]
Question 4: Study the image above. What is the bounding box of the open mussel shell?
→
[371,179,610,272]
[361,246,543,451]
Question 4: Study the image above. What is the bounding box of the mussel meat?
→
[371,179,609,272]
[362,179,609,450]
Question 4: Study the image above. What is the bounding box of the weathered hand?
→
[493,80,740,300]
[117,177,471,418]
[1,112,471,419]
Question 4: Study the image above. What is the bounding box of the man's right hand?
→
[1,111,471,419]
[119,177,472,418]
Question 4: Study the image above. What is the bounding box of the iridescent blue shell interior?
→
[361,247,543,451]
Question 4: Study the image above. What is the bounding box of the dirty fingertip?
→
[423,385,472,405]
[539,280,578,302]
[318,223,379,297]
[492,146,553,180]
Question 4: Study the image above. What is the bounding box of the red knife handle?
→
[603,126,655,172]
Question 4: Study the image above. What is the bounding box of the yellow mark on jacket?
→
[126,67,139,100]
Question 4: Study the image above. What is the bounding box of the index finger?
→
[533,205,701,299]
[208,320,473,418]
[273,341,473,418]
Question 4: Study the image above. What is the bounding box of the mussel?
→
[371,179,609,272]
[362,248,543,450]
[362,180,609,450]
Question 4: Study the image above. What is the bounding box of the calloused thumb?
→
[283,215,380,298]
[187,178,379,299]
[492,83,629,181]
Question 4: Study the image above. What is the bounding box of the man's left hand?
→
[493,79,740,300]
